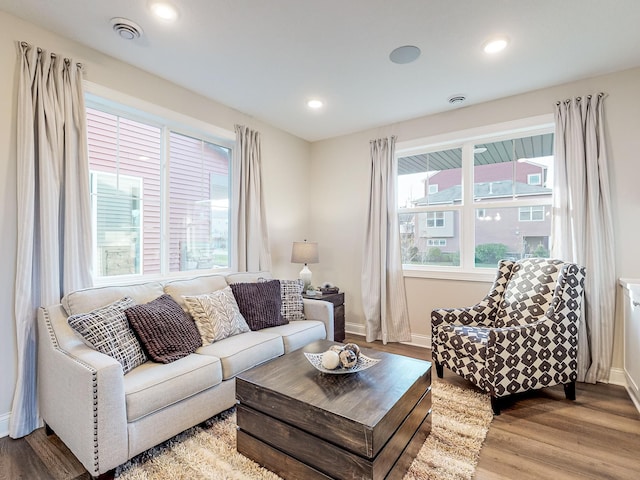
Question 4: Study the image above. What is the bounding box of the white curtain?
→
[232,125,272,272]
[551,93,615,383]
[11,42,93,438]
[362,136,411,344]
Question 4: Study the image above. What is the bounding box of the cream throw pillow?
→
[182,287,250,345]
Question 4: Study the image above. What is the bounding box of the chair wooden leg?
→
[564,381,576,401]
[434,361,444,379]
[491,396,501,415]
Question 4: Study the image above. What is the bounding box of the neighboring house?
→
[399,161,552,263]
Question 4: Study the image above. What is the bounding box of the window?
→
[397,119,554,274]
[86,99,233,279]
[519,205,546,222]
[528,173,542,185]
[426,212,445,228]
[427,239,447,246]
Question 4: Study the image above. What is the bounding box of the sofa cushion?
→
[124,353,223,422]
[163,274,228,312]
[67,297,148,374]
[125,295,202,363]
[182,286,250,345]
[261,320,327,354]
[230,280,288,330]
[62,281,165,316]
[197,331,284,380]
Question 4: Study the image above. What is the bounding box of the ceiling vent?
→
[448,95,466,105]
[110,17,143,40]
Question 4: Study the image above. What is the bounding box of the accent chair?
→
[431,258,586,415]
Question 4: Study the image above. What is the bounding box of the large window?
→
[397,122,554,273]
[86,100,232,279]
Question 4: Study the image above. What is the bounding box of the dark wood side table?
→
[303,292,345,342]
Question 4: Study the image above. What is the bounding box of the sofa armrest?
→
[303,298,334,341]
[38,305,129,475]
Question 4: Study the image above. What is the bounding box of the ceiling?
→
[2,1,640,142]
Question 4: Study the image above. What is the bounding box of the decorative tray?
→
[304,352,381,374]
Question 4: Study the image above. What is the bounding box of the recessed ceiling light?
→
[483,37,509,54]
[307,99,324,109]
[389,45,421,64]
[150,2,178,22]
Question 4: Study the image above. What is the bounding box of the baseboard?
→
[0,412,10,438]
[608,368,627,387]
[345,323,430,349]
[345,322,365,337]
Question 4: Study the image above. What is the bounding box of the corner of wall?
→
[0,411,10,438]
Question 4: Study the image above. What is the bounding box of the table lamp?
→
[291,240,319,290]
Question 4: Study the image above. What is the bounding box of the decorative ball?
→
[339,349,358,368]
[329,345,344,354]
[343,343,361,358]
[321,350,341,370]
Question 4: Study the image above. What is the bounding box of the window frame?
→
[84,81,235,285]
[396,114,554,282]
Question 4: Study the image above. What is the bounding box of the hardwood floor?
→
[2,335,639,479]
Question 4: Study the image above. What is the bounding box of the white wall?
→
[310,67,640,374]
[0,11,311,435]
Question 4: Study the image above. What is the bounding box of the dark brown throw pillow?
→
[230,280,288,330]
[125,294,201,363]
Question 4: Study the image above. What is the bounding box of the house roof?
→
[413,180,551,206]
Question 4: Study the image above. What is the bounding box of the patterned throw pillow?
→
[125,294,202,364]
[67,297,147,374]
[259,278,305,321]
[230,280,288,330]
[182,286,251,345]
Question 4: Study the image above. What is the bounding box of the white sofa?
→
[37,271,333,478]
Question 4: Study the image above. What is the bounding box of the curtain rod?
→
[556,92,605,105]
[19,40,83,69]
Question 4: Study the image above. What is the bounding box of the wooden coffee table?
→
[236,340,432,479]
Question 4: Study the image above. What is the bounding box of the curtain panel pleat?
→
[362,136,411,344]
[232,125,272,272]
[551,93,616,383]
[11,42,92,438]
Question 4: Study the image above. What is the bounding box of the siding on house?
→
[86,108,230,277]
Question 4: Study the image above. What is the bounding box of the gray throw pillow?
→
[182,286,250,345]
[230,280,288,330]
[125,294,202,364]
[259,278,305,322]
[67,297,147,374]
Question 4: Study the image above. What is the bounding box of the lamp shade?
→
[291,241,319,264]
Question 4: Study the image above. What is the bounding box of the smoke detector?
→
[448,95,466,105]
[110,17,143,40]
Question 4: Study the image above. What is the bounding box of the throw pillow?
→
[182,286,250,345]
[125,294,202,364]
[230,280,288,331]
[67,297,147,374]
[259,278,305,322]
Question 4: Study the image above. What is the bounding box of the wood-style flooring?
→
[1,334,639,479]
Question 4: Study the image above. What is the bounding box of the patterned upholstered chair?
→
[431,258,586,415]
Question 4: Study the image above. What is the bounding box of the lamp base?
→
[299,264,312,291]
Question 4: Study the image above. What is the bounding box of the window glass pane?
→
[398,148,462,207]
[87,108,162,277]
[169,132,231,272]
[474,133,553,203]
[400,210,460,266]
[475,206,551,268]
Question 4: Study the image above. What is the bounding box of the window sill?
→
[402,266,495,283]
